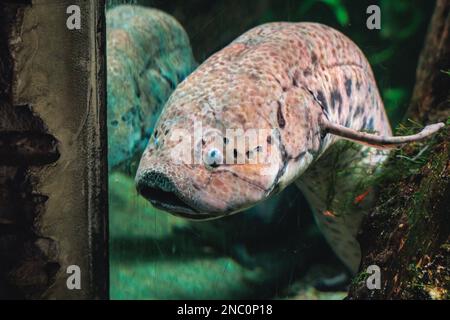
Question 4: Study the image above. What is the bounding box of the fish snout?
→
[135,169,215,219]
[136,170,187,210]
[137,170,177,194]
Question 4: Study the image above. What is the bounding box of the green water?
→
[109,171,346,299]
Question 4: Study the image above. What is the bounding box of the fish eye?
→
[204,148,223,168]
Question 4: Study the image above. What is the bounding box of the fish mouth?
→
[137,182,216,220]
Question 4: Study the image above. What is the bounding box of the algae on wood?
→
[348,0,450,300]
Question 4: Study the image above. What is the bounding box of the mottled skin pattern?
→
[135,22,441,273]
[107,5,281,251]
[107,5,196,169]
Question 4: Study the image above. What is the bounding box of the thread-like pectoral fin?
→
[315,211,362,274]
[322,119,445,149]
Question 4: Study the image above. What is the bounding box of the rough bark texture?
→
[0,1,108,299]
[0,1,60,299]
[347,0,450,300]
[407,0,450,123]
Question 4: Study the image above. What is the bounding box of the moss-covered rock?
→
[348,123,449,299]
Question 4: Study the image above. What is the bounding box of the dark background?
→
[110,0,435,126]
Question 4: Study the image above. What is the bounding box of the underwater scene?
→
[107,0,449,300]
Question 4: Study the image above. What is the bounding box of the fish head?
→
[135,44,318,219]
[135,90,285,218]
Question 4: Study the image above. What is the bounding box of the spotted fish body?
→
[135,22,443,273]
[107,5,196,169]
[107,5,281,241]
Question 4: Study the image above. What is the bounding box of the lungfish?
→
[135,22,443,273]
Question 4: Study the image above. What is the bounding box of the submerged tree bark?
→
[0,0,108,299]
[406,0,450,123]
[347,0,450,300]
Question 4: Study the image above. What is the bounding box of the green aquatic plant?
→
[321,0,349,26]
